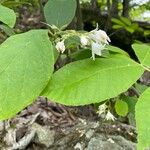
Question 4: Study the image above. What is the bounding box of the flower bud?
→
[55,40,65,53]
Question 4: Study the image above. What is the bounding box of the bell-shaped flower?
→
[89,26,111,44]
[80,36,89,46]
[105,111,116,121]
[97,103,107,116]
[91,42,105,60]
[55,40,65,53]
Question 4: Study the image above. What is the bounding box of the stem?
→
[141,65,150,72]
[39,0,46,22]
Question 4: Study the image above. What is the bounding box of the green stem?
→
[141,65,150,72]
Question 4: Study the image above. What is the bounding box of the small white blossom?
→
[91,42,106,60]
[105,111,116,121]
[97,103,107,116]
[80,36,89,46]
[55,40,65,53]
[89,26,111,44]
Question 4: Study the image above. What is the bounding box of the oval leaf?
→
[107,45,129,56]
[115,100,128,117]
[42,55,144,105]
[44,0,77,28]
[0,4,16,28]
[132,43,150,67]
[0,30,54,120]
[136,87,150,150]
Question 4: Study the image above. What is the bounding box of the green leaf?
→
[0,30,54,120]
[122,96,137,125]
[136,87,150,150]
[132,43,150,67]
[125,26,134,33]
[0,4,16,28]
[70,49,92,61]
[115,99,128,117]
[135,83,148,94]
[107,45,129,56]
[120,17,131,26]
[44,0,77,28]
[112,24,123,29]
[42,55,144,106]
[65,35,81,48]
[0,24,15,36]
[111,18,125,27]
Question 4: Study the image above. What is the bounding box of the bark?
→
[122,0,130,18]
[110,0,119,18]
[76,0,83,30]
[68,0,83,30]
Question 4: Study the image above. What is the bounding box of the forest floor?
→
[0,97,137,150]
[0,6,150,150]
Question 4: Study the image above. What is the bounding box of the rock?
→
[31,123,55,148]
[86,135,121,150]
[74,142,83,150]
[0,121,4,131]
[86,134,136,150]
[85,129,95,139]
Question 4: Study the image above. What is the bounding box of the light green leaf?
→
[42,55,144,105]
[111,18,125,27]
[132,43,150,67]
[125,26,134,33]
[0,4,16,28]
[44,0,77,28]
[120,17,131,26]
[135,83,148,94]
[112,24,123,29]
[136,87,150,150]
[115,100,128,117]
[0,30,54,120]
[122,96,137,125]
[107,45,129,56]
[0,24,15,36]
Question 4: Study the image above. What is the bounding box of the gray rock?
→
[0,121,4,131]
[86,134,136,150]
[32,123,55,148]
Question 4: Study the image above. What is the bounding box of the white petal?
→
[89,28,111,45]
[80,36,89,46]
[56,40,65,53]
[97,104,107,116]
[105,111,116,121]
[91,42,106,60]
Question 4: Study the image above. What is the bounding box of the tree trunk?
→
[110,0,118,18]
[68,0,83,30]
[76,0,83,30]
[122,0,130,18]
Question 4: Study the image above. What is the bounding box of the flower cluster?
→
[55,24,110,60]
[81,25,111,60]
[55,40,65,53]
[97,103,116,121]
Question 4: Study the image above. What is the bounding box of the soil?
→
[0,98,137,150]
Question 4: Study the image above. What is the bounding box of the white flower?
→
[91,42,106,60]
[97,103,107,116]
[105,111,116,121]
[89,26,111,44]
[55,40,65,53]
[80,36,89,46]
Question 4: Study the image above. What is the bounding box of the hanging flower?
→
[105,111,116,121]
[89,25,111,44]
[86,24,111,60]
[80,36,89,46]
[91,42,106,60]
[55,40,65,53]
[97,103,107,116]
